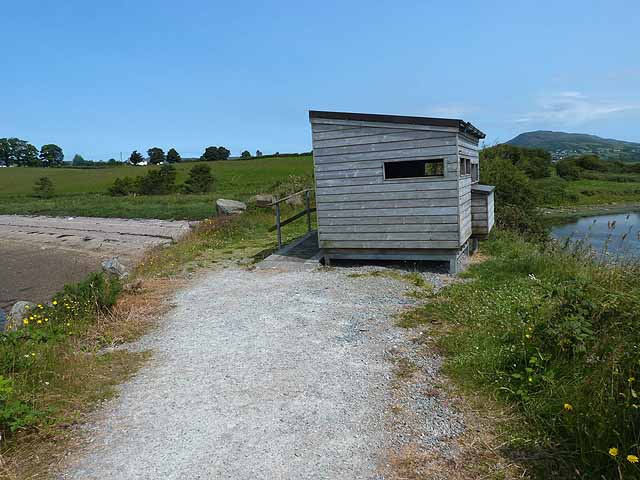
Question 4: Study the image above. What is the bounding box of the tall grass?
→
[401,231,640,478]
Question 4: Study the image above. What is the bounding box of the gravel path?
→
[61,261,460,479]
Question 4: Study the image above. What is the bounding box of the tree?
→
[72,154,88,166]
[201,145,231,161]
[481,144,551,179]
[136,164,177,194]
[129,150,144,165]
[147,147,165,165]
[166,148,182,163]
[183,165,214,193]
[39,144,64,167]
[241,150,251,159]
[33,177,54,198]
[0,138,40,166]
[255,150,263,157]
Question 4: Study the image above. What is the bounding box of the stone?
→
[7,301,36,331]
[216,199,247,216]
[251,194,275,208]
[0,309,7,331]
[101,257,129,279]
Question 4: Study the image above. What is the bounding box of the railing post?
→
[305,190,311,233]
[275,198,282,249]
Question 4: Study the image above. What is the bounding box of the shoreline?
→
[541,202,640,224]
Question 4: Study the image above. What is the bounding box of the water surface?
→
[551,211,640,260]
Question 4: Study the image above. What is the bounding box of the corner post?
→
[305,190,311,232]
[275,198,282,249]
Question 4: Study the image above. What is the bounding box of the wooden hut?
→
[309,110,494,273]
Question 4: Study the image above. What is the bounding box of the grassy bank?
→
[0,156,313,219]
[401,232,640,478]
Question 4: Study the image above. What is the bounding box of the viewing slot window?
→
[459,157,471,176]
[471,163,479,183]
[384,159,444,179]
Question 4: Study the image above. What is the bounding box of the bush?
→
[32,176,54,199]
[481,144,551,179]
[182,165,214,193]
[481,157,546,238]
[109,165,177,196]
[107,177,137,196]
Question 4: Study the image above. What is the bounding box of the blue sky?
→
[1,0,639,160]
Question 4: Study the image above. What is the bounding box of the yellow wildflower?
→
[52,300,57,305]
[23,319,29,325]
[37,319,42,324]
[563,403,573,411]
[610,447,619,457]
[628,455,639,464]
[629,377,636,383]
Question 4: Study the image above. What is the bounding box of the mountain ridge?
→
[506,130,640,162]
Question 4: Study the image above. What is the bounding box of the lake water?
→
[551,211,640,260]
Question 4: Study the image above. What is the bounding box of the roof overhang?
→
[309,110,486,139]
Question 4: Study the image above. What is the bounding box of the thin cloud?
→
[517,92,640,124]
[428,104,476,118]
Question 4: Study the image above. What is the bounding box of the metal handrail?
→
[261,189,316,249]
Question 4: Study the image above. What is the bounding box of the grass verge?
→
[398,230,640,478]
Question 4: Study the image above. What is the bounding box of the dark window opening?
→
[384,159,444,179]
[471,163,479,183]
[460,157,471,176]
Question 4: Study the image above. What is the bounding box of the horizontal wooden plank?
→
[311,118,459,133]
[311,124,362,133]
[313,130,456,148]
[312,126,410,142]
[321,232,459,241]
[316,189,458,203]
[473,213,489,220]
[459,133,479,146]
[320,206,458,218]
[314,137,457,157]
[317,197,460,211]
[315,181,460,195]
[314,146,458,164]
[315,168,382,180]
[319,223,459,233]
[316,177,459,189]
[319,216,459,226]
[321,239,461,249]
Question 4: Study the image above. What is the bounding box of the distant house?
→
[309,110,495,273]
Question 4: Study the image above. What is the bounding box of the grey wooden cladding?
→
[314,137,457,157]
[471,190,495,236]
[318,198,460,211]
[310,113,488,255]
[313,130,456,148]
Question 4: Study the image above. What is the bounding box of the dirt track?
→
[0,215,192,312]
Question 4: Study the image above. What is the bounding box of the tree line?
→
[0,138,64,167]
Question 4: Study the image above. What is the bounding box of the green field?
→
[0,156,313,219]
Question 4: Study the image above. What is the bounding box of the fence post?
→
[305,190,311,233]
[275,198,282,249]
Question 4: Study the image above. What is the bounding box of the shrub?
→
[481,144,551,179]
[182,165,214,193]
[481,157,546,238]
[136,164,176,195]
[107,176,137,196]
[32,176,54,198]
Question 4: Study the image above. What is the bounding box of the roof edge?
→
[309,110,486,139]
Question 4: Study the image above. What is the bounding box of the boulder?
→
[101,257,129,279]
[0,309,7,331]
[216,199,247,216]
[251,194,275,208]
[7,301,36,331]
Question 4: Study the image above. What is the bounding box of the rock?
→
[216,199,247,216]
[7,301,36,331]
[0,309,7,331]
[251,194,275,208]
[101,257,129,279]
[285,194,304,207]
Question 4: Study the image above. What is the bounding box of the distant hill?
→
[506,130,640,162]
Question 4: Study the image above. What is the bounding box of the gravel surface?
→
[61,261,461,479]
